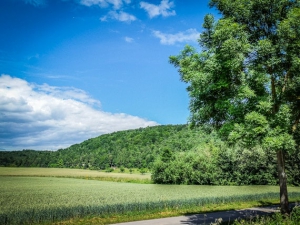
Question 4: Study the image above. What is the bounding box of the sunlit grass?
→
[0,167,151,183]
[1,176,300,225]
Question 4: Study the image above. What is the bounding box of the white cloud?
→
[152,29,200,45]
[35,83,101,106]
[101,11,136,22]
[79,0,129,9]
[140,0,176,18]
[80,0,108,7]
[23,0,47,7]
[0,75,158,150]
[124,36,134,43]
[100,15,108,21]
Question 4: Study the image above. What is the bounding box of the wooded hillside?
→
[0,125,204,169]
[1,124,300,186]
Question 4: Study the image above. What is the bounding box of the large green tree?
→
[170,0,300,214]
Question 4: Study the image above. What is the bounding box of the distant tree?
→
[170,0,300,214]
[140,168,147,175]
[57,159,64,168]
[129,168,134,174]
[120,166,125,173]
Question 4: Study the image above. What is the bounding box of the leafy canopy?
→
[170,0,300,151]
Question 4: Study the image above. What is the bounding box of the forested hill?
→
[1,124,300,185]
[0,125,208,169]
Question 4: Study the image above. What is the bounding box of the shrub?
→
[120,166,125,173]
[140,168,147,175]
[105,167,114,173]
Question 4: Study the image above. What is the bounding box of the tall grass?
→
[1,176,300,225]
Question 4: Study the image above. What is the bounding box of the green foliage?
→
[170,0,300,142]
[2,124,300,186]
[2,123,300,186]
[152,142,281,185]
[0,150,56,168]
[286,149,300,186]
[120,166,125,173]
[161,147,173,163]
[170,0,300,212]
[139,168,147,175]
[105,167,114,173]
[0,125,204,170]
[233,206,300,225]
[152,151,219,185]
[57,159,64,168]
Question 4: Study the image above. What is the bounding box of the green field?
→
[0,167,151,181]
[1,170,300,225]
[1,168,300,225]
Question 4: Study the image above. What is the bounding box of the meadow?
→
[1,168,300,225]
[0,167,151,182]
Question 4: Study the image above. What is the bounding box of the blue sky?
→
[0,0,215,150]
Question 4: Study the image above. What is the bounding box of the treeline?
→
[1,124,300,186]
[150,128,300,186]
[0,125,205,169]
[152,140,300,186]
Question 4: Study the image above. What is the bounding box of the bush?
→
[140,168,147,175]
[105,167,114,173]
[152,144,280,185]
[153,145,225,185]
[120,166,125,173]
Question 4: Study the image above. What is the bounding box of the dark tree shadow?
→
[180,205,283,225]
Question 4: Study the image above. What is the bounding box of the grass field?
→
[1,167,300,225]
[0,167,151,183]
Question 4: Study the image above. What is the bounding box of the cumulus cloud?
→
[140,0,176,18]
[21,0,137,22]
[23,0,47,7]
[0,75,158,150]
[152,29,200,45]
[100,11,136,22]
[79,0,129,9]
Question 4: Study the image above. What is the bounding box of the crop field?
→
[1,176,300,225]
[0,167,151,180]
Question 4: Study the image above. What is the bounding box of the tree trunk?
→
[277,150,289,214]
